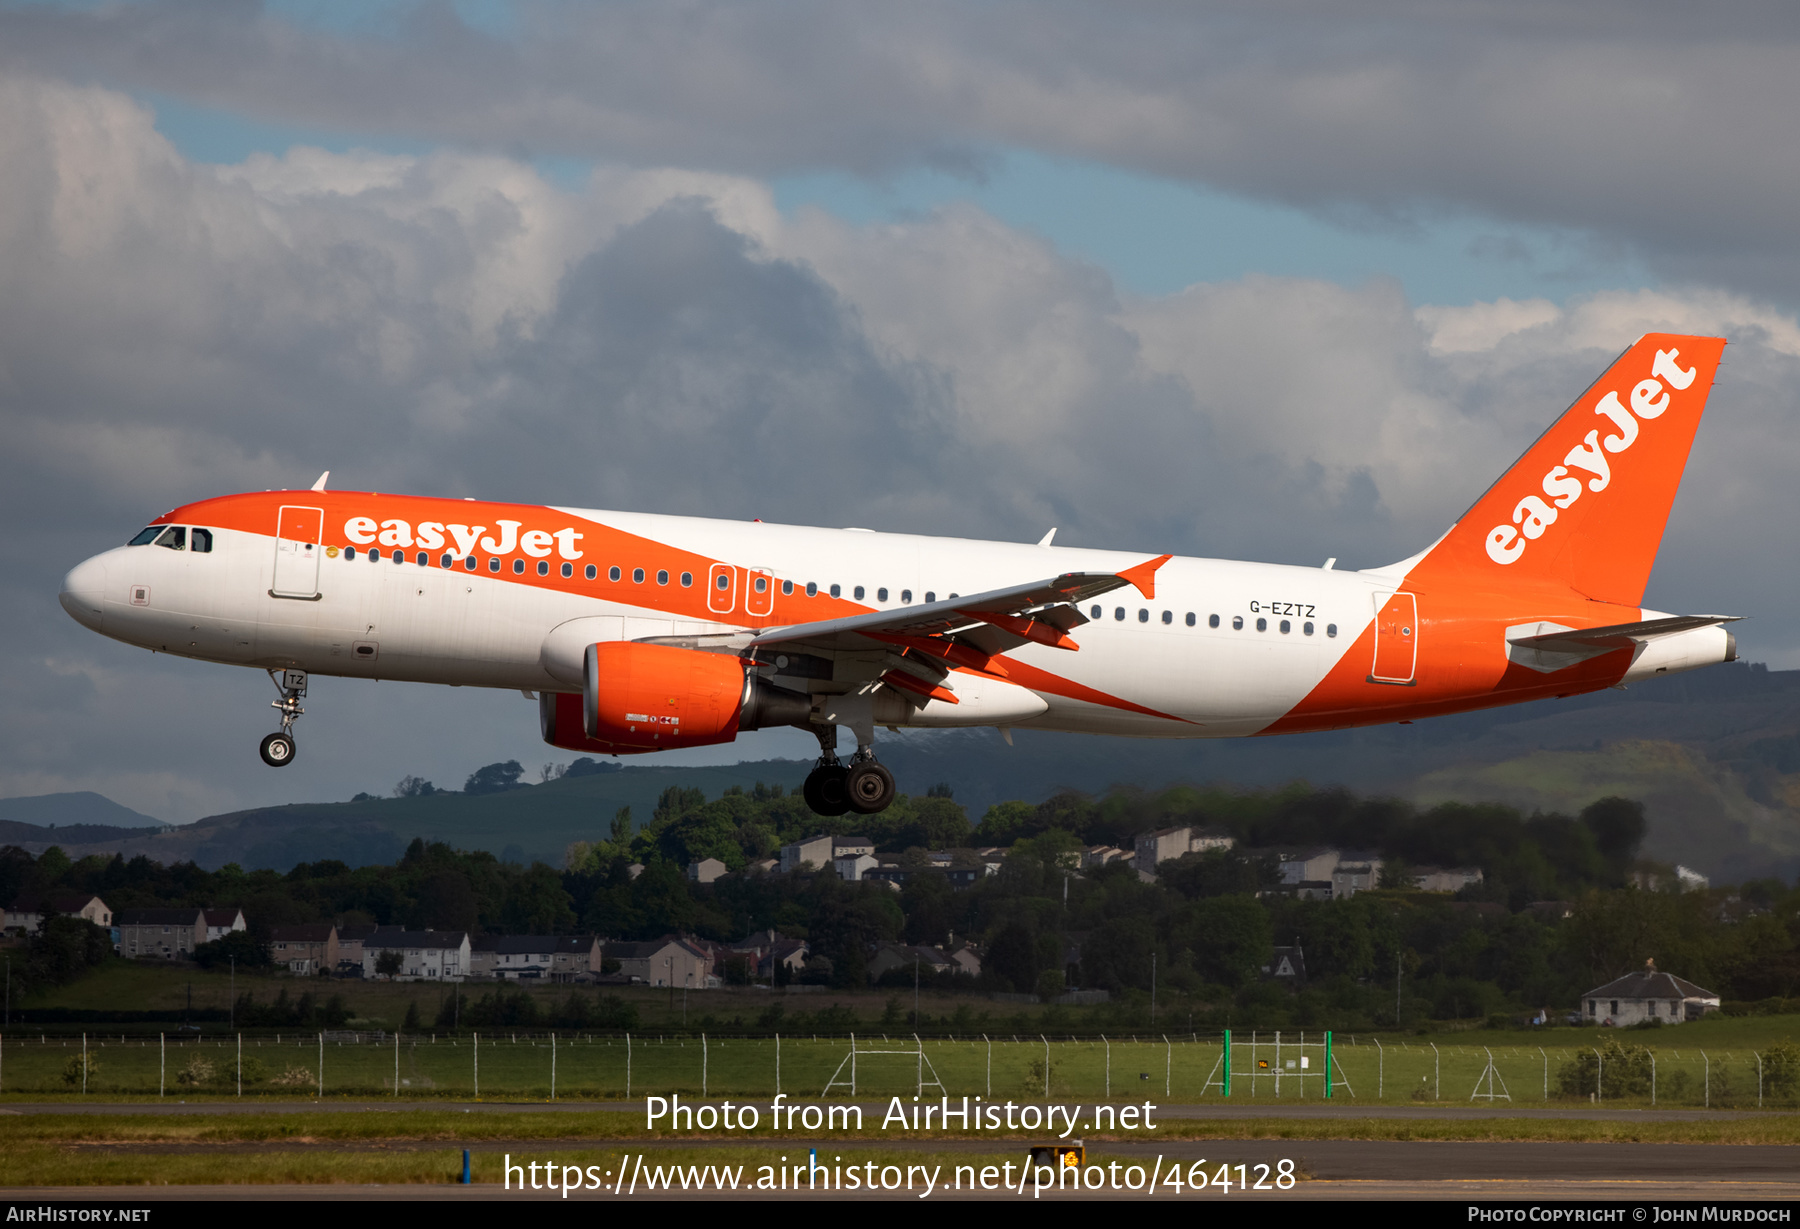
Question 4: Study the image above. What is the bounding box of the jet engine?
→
[538,641,808,755]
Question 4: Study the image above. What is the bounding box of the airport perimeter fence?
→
[0,1030,1789,1107]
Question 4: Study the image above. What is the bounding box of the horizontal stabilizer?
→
[1507,614,1740,654]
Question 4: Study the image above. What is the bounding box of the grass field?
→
[2,1029,1794,1109]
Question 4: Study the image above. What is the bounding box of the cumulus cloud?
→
[3,72,1797,821]
[5,4,1800,297]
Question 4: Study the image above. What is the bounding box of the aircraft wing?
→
[737,555,1172,703]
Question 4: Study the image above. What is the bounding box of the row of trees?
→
[8,782,1799,1025]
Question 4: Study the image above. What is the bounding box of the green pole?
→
[1324,1031,1333,1100]
[1223,1029,1232,1098]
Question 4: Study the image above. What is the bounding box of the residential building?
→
[1081,846,1130,870]
[362,927,470,980]
[1583,961,1720,1025]
[834,835,874,858]
[204,908,247,943]
[468,934,605,981]
[336,923,378,975]
[833,852,878,882]
[270,923,339,975]
[868,943,956,983]
[5,893,111,935]
[117,907,206,959]
[947,943,982,976]
[1413,866,1484,893]
[726,929,808,980]
[686,858,727,885]
[778,835,835,873]
[607,935,713,988]
[1331,855,1386,900]
[1261,944,1307,986]
[1133,826,1241,876]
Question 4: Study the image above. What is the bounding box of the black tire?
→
[259,732,296,767]
[803,765,851,817]
[845,761,896,814]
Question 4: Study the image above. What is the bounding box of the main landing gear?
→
[260,668,307,767]
[802,724,897,816]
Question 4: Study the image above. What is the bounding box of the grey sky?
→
[2,5,1797,824]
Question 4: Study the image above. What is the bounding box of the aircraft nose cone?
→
[60,556,107,630]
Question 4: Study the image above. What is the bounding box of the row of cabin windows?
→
[127,526,214,553]
[1088,604,1337,638]
[336,548,966,606]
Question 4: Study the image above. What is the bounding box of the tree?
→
[402,1001,422,1031]
[1580,797,1647,877]
[376,950,404,977]
[194,930,271,970]
[393,776,439,798]
[610,806,633,846]
[464,761,525,795]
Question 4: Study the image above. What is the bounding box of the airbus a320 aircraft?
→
[60,334,1738,817]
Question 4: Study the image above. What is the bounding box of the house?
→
[362,927,471,980]
[470,935,601,980]
[1414,866,1484,893]
[1261,943,1307,985]
[834,835,874,858]
[1274,848,1342,885]
[116,907,207,959]
[686,858,727,885]
[607,935,713,988]
[1331,854,1386,900]
[947,943,982,976]
[204,908,247,943]
[833,852,878,882]
[778,835,836,873]
[336,922,378,975]
[1134,826,1240,876]
[867,943,957,983]
[270,923,339,975]
[1082,845,1131,870]
[550,935,606,981]
[727,929,809,980]
[5,893,111,935]
[1583,961,1720,1026]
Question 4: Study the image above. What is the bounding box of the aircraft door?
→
[745,568,774,618]
[272,506,324,600]
[707,563,737,615]
[1369,591,1418,685]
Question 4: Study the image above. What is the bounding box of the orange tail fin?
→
[1415,333,1725,606]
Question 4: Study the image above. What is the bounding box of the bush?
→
[61,1053,100,1086]
[1035,970,1066,1002]
[270,1066,317,1088]
[177,1056,217,1086]
[1557,1039,1653,1098]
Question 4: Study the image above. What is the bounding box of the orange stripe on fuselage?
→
[156,490,872,627]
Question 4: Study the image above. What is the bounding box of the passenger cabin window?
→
[610,566,622,581]
[416,551,429,566]
[563,563,574,578]
[1303,621,1314,636]
[537,561,550,576]
[680,572,692,587]
[442,554,455,569]
[830,584,841,598]
[755,577,768,593]
[1256,617,1267,631]
[1091,605,1102,619]
[877,587,888,601]
[657,570,669,585]
[1279,619,1291,634]
[1232,615,1244,630]
[489,558,501,573]
[853,585,864,600]
[128,527,161,546]
[806,582,817,597]
[465,556,477,571]
[585,565,597,580]
[154,526,186,551]
[900,589,912,603]
[632,568,645,583]
[924,591,936,603]
[512,559,526,574]
[1162,610,1173,625]
[393,550,405,564]
[1114,607,1125,621]
[781,580,794,595]
[1326,623,1338,637]
[1187,612,1197,627]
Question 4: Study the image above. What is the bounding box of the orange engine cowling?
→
[587,641,750,753]
[540,642,811,755]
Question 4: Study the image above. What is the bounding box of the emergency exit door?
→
[1369,591,1418,685]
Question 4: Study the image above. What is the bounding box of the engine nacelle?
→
[538,642,811,755]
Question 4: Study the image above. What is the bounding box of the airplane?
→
[59,333,1738,818]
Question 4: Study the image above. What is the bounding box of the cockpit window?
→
[153,527,187,551]
[128,527,161,546]
[190,528,213,553]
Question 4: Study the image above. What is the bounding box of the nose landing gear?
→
[260,668,307,767]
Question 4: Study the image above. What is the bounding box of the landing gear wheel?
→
[845,761,896,814]
[803,765,851,817]
[259,732,296,767]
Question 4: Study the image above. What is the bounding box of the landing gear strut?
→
[261,668,306,767]
[802,722,898,816]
